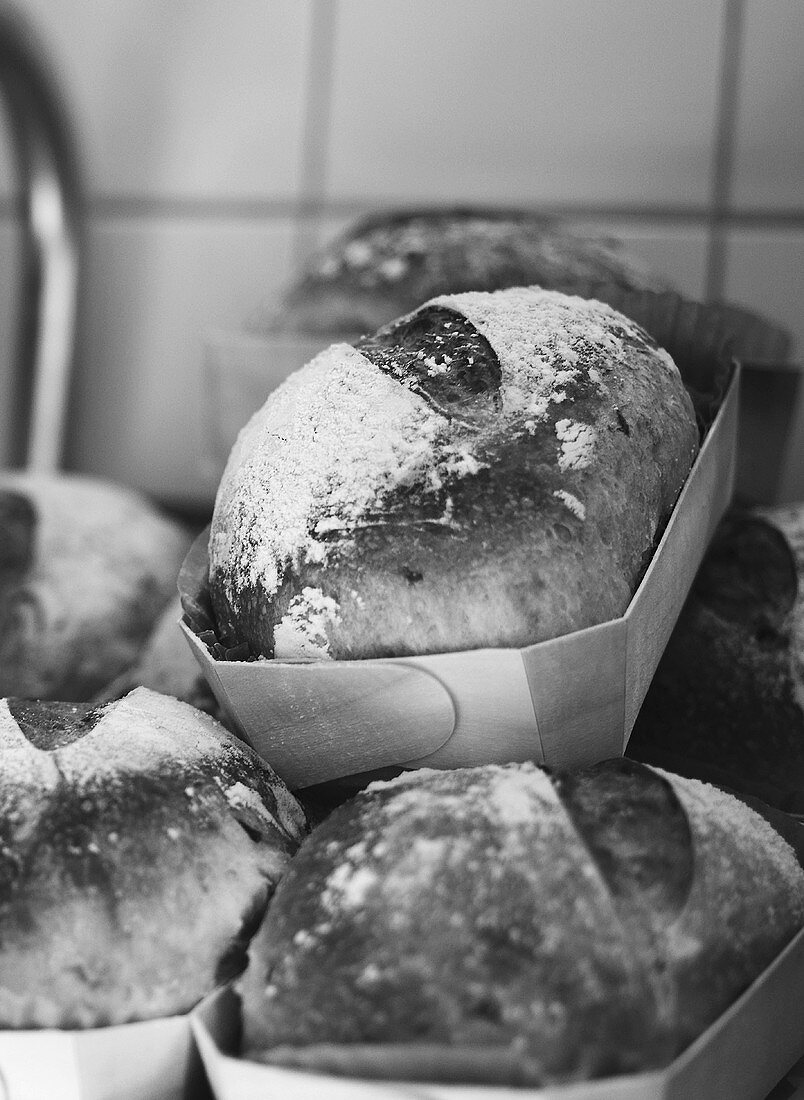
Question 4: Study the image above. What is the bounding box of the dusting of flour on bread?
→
[210,290,664,607]
[485,764,557,828]
[0,701,61,810]
[429,288,669,424]
[273,587,341,661]
[210,343,448,605]
[653,767,804,901]
[554,489,586,520]
[555,419,597,471]
[209,287,693,657]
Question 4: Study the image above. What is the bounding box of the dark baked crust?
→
[0,472,192,701]
[0,687,307,1028]
[210,289,698,660]
[0,489,36,580]
[627,508,804,812]
[266,208,671,338]
[239,759,804,1085]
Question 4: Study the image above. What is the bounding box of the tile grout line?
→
[3,199,803,226]
[291,0,339,272]
[705,0,746,302]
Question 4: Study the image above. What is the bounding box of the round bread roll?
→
[210,287,699,661]
[260,207,671,338]
[627,506,804,812]
[0,472,191,700]
[239,759,804,1086]
[0,686,307,1029]
[758,503,804,707]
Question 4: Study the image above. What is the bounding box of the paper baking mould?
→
[190,922,804,1100]
[0,1010,206,1100]
[179,360,739,789]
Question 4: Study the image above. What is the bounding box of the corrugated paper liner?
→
[0,1010,206,1100]
[181,290,751,789]
[190,924,804,1100]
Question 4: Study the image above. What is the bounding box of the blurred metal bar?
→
[705,0,746,304]
[292,0,338,271]
[0,4,82,469]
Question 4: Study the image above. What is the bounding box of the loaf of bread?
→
[259,207,671,339]
[239,758,804,1086]
[0,472,191,701]
[756,503,804,704]
[0,687,307,1029]
[209,287,699,661]
[627,505,804,812]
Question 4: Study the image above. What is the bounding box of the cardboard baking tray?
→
[0,1010,206,1100]
[190,923,804,1100]
[178,362,739,789]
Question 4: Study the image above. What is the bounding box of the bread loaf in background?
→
[0,472,191,701]
[209,287,699,661]
[0,687,307,1029]
[627,505,804,812]
[94,593,220,716]
[257,207,671,339]
[239,758,804,1086]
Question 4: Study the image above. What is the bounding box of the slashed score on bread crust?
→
[0,687,307,1029]
[209,287,699,661]
[239,759,804,1086]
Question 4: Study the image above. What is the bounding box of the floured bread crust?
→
[239,759,804,1086]
[0,472,191,700]
[266,208,671,337]
[210,288,698,660]
[0,687,307,1028]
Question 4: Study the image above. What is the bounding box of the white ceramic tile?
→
[65,217,298,506]
[732,0,804,209]
[723,228,804,357]
[724,228,804,504]
[325,0,723,208]
[10,0,312,200]
[567,219,711,299]
[243,212,352,329]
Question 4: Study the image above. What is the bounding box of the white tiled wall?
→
[68,216,299,497]
[732,0,804,210]
[326,1,723,207]
[8,0,312,201]
[1,0,802,507]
